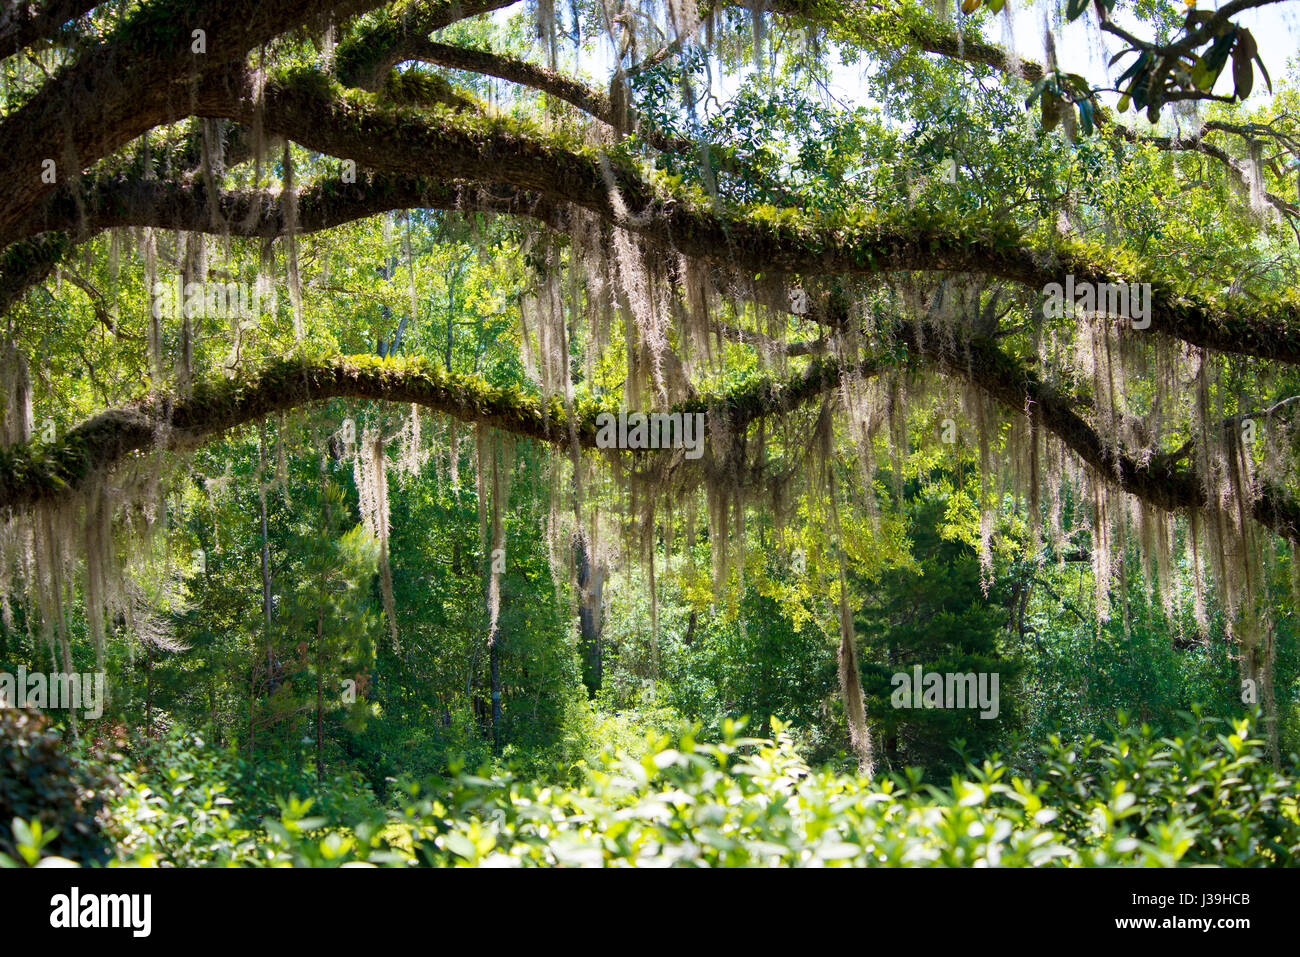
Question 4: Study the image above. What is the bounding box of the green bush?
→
[103,729,384,866]
[0,708,115,865]
[391,714,1299,867]
[16,712,1300,867]
[1034,709,1300,866]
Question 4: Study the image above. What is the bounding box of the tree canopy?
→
[0,0,1298,779]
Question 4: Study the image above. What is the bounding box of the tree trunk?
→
[315,611,324,781]
[445,266,456,373]
[145,648,154,741]
[252,424,274,759]
[575,532,604,697]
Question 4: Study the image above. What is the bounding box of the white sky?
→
[500,1,1300,128]
[827,0,1300,116]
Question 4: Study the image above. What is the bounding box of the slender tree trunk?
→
[445,267,456,373]
[315,611,324,781]
[252,425,274,758]
[260,479,273,634]
[248,666,256,758]
[575,532,604,696]
[316,463,330,781]
[467,638,481,723]
[145,649,154,741]
[209,668,218,743]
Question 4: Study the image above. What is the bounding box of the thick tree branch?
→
[0,0,409,237]
[0,351,877,514]
[333,0,523,90]
[0,0,99,59]
[0,173,563,314]
[364,41,803,202]
[2,329,1296,545]
[17,171,557,241]
[188,70,1300,366]
[900,324,1300,544]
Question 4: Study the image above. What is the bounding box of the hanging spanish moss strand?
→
[282,143,304,340]
[487,432,505,652]
[832,469,873,777]
[355,427,399,649]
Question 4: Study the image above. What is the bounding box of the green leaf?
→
[443,831,477,860]
[1115,51,1149,87]
[1251,47,1273,94]
[1191,32,1236,91]
[1041,96,1060,133]
[1233,30,1258,99]
[1231,44,1253,100]
[1108,47,1137,69]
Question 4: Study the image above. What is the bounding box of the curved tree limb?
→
[2,327,1296,545]
[898,323,1300,544]
[0,350,877,515]
[0,174,564,314]
[2,1,1295,364]
[0,0,461,237]
[188,69,1300,366]
[0,0,99,60]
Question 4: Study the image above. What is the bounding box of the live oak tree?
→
[0,0,1297,769]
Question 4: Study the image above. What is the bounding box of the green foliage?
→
[4,0,1298,874]
[0,709,114,866]
[1036,709,1300,866]
[28,713,1300,868]
[104,728,384,867]
[858,489,1022,774]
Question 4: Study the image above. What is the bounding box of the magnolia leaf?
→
[1232,40,1253,100]
[1042,96,1061,133]
[1253,51,1272,94]
[1109,47,1137,69]
[1193,31,1237,91]
[1115,51,1149,86]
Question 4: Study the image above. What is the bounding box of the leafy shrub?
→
[1034,709,1300,866]
[18,712,1300,867]
[0,708,115,865]
[392,713,1300,867]
[104,728,384,866]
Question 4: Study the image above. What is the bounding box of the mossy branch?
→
[195,69,1300,366]
[3,339,1296,546]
